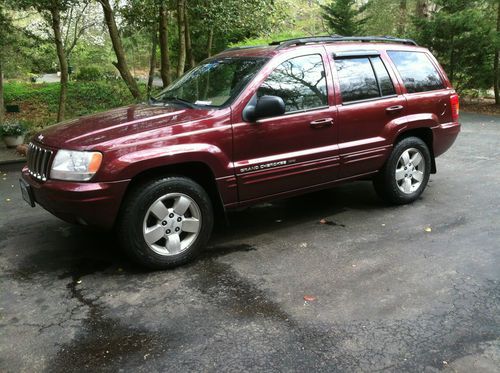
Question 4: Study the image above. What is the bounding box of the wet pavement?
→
[0,112,499,372]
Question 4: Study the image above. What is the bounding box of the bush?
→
[3,81,146,129]
[0,120,29,136]
[76,66,106,81]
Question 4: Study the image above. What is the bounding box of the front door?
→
[232,52,339,201]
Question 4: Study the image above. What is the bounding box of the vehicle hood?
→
[37,104,214,150]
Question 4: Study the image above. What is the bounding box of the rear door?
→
[232,51,340,201]
[328,50,408,178]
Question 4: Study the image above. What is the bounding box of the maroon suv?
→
[20,36,461,268]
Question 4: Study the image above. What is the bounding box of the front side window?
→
[257,54,328,113]
[155,57,268,108]
[388,51,444,93]
[335,56,396,103]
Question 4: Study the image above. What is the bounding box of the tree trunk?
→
[397,0,407,35]
[159,4,171,87]
[184,2,195,69]
[99,0,141,100]
[449,35,455,85]
[495,0,500,105]
[415,0,427,18]
[147,28,158,97]
[50,7,68,122]
[0,59,4,125]
[207,27,213,58]
[176,0,186,78]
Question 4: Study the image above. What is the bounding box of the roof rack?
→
[223,45,266,52]
[270,35,418,49]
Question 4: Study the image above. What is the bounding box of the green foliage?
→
[321,0,367,35]
[413,0,495,91]
[229,31,313,48]
[0,120,29,136]
[75,65,116,81]
[3,81,142,128]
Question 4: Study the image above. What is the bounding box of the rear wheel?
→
[117,176,213,269]
[373,136,431,204]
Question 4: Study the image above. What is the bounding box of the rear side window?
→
[388,51,444,93]
[258,54,328,113]
[335,56,396,103]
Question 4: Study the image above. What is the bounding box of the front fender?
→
[99,143,232,181]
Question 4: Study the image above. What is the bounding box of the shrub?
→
[0,120,30,136]
[76,66,106,81]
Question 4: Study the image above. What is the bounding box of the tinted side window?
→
[371,57,396,96]
[258,54,327,113]
[388,51,444,93]
[335,57,395,103]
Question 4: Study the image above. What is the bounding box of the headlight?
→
[50,150,103,181]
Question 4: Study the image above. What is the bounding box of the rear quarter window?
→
[388,51,444,93]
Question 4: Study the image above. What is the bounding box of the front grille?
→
[27,143,53,181]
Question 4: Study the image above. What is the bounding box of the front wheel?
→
[373,136,431,204]
[117,176,214,269]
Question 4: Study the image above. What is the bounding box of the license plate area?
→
[19,179,35,207]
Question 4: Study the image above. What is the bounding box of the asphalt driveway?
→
[1,112,499,372]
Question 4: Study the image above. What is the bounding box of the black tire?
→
[116,176,213,269]
[373,136,431,205]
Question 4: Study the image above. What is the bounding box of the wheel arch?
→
[123,161,227,221]
[394,127,436,173]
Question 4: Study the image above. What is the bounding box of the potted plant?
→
[0,120,29,148]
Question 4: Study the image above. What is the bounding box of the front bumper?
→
[21,166,130,229]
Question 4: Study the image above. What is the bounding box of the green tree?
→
[414,0,494,91]
[98,0,141,100]
[321,0,366,36]
[16,0,79,122]
[0,2,14,124]
[492,0,500,104]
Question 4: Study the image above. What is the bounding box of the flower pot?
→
[3,135,26,148]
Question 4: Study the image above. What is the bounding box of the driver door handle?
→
[385,105,404,113]
[310,118,334,128]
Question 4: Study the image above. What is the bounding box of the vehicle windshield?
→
[154,57,269,108]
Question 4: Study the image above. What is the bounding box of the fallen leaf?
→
[303,295,316,302]
[424,227,432,232]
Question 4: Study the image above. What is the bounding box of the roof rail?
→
[270,35,418,49]
[223,45,266,52]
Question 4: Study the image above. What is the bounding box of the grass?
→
[3,81,148,133]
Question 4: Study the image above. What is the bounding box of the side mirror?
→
[244,95,285,122]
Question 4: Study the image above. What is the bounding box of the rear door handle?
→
[386,105,404,113]
[310,118,334,128]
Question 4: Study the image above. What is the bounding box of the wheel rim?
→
[142,193,202,256]
[395,147,425,194]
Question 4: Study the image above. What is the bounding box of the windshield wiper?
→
[158,96,196,109]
